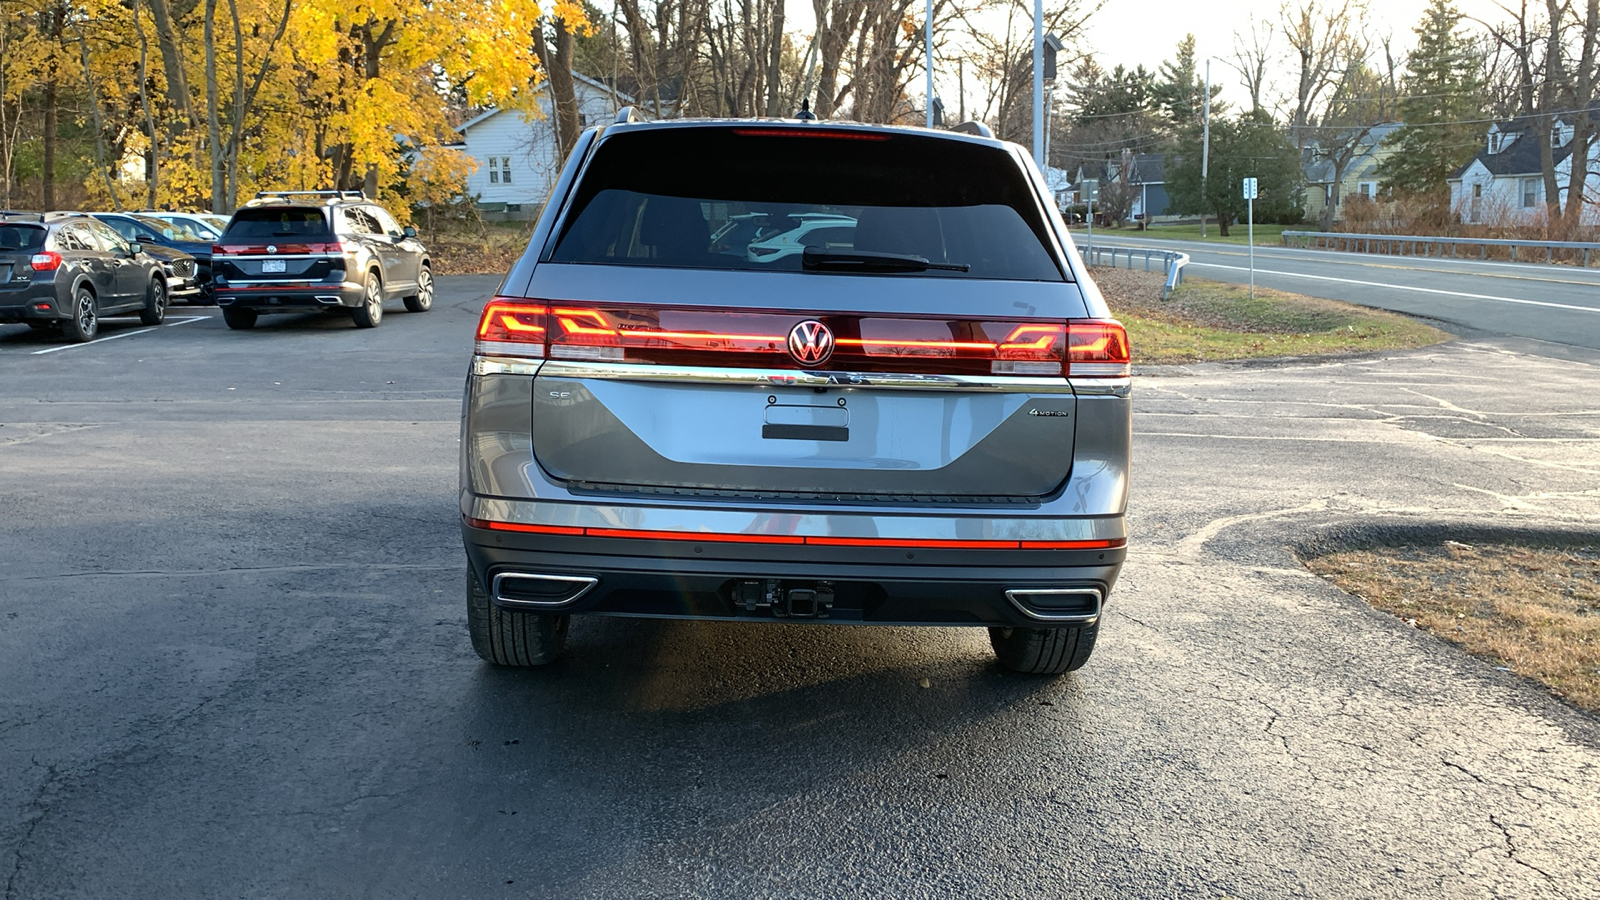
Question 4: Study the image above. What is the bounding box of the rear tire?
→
[352,272,384,328]
[467,568,569,666]
[989,623,1098,674]
[138,277,167,326]
[222,306,257,330]
[63,286,98,342]
[403,266,433,312]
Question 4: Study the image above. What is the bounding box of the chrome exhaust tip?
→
[491,572,598,609]
[314,295,342,305]
[1004,587,1103,624]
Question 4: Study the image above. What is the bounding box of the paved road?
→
[1089,234,1600,351]
[2,281,1599,898]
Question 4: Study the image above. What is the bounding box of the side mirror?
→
[126,242,143,255]
[401,226,417,239]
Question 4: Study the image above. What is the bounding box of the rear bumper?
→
[214,279,364,310]
[0,284,64,321]
[462,516,1124,627]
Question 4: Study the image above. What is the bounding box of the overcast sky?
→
[1073,0,1509,108]
[783,0,1513,115]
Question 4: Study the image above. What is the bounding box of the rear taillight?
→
[471,302,1089,376]
[1066,319,1130,377]
[211,241,344,257]
[476,298,547,357]
[30,251,62,272]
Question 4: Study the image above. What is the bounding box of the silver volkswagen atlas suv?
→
[460,117,1131,675]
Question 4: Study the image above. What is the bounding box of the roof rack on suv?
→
[0,211,43,221]
[951,121,994,138]
[614,107,644,124]
[253,190,367,202]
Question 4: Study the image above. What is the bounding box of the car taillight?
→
[30,251,62,272]
[475,301,1081,376]
[1066,319,1130,377]
[476,298,547,357]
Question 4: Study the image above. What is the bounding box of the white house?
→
[453,73,634,217]
[1448,108,1600,226]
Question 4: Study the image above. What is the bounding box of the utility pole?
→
[1032,0,1043,166]
[958,58,965,122]
[925,0,934,128]
[1201,59,1210,239]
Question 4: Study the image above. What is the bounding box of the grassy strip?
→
[1092,269,1451,364]
[1306,543,1600,714]
[1082,223,1293,245]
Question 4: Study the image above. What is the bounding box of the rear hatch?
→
[492,125,1123,501]
[0,223,46,296]
[213,207,339,282]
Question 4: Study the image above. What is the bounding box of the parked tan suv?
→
[211,190,433,330]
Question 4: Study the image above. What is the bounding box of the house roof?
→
[457,72,637,134]
[1130,153,1164,184]
[1302,123,1403,183]
[1450,129,1573,180]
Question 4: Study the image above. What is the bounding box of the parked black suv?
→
[0,212,169,341]
[92,212,213,303]
[211,190,432,330]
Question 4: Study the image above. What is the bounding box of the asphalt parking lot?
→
[2,277,1598,898]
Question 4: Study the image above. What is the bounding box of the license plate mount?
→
[261,259,287,274]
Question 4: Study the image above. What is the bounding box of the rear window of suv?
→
[224,207,332,240]
[548,127,1066,281]
[0,224,45,251]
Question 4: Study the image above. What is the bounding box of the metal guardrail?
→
[1281,230,1600,266]
[1085,245,1190,300]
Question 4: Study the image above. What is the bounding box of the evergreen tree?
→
[1167,111,1304,235]
[1376,0,1487,210]
[1153,35,1224,131]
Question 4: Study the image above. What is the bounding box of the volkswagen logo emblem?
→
[266,245,277,255]
[787,320,834,366]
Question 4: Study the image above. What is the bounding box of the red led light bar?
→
[472,302,1075,375]
[466,517,1126,550]
[731,128,891,141]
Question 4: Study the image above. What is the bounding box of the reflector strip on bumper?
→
[465,517,1125,550]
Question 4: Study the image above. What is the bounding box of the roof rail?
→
[253,189,367,201]
[0,210,44,221]
[951,121,994,138]
[614,107,644,124]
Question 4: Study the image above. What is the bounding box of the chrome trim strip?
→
[471,496,1127,540]
[1004,588,1103,624]
[1066,377,1131,397]
[491,572,599,609]
[530,359,1079,393]
[473,355,544,377]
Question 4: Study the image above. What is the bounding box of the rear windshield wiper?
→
[801,248,970,273]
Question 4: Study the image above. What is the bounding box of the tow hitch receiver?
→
[735,580,835,618]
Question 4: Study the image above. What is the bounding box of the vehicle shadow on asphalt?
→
[0,317,158,347]
[459,613,1071,755]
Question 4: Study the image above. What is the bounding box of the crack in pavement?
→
[1488,813,1559,886]
[5,763,59,900]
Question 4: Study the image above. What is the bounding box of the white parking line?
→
[30,316,208,355]
[1188,263,1600,314]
